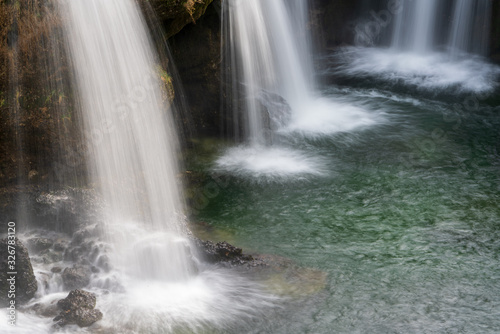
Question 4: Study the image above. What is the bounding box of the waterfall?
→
[390,0,491,57]
[391,0,436,53]
[339,0,499,95]
[218,0,375,179]
[448,0,492,57]
[58,0,193,281]
[223,0,313,144]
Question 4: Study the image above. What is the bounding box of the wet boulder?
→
[62,265,92,290]
[258,90,292,132]
[0,238,38,307]
[53,289,103,327]
[31,300,60,318]
[27,237,54,253]
[193,239,259,266]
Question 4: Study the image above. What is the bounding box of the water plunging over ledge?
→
[335,0,499,94]
[59,0,193,281]
[39,0,279,331]
[218,0,376,180]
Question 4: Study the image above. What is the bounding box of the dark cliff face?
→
[146,0,215,38]
[310,0,360,52]
[168,1,222,138]
[0,1,84,189]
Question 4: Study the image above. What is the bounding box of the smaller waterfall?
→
[391,0,436,53]
[220,0,374,180]
[223,0,313,144]
[340,0,499,94]
[389,0,492,57]
[448,0,492,57]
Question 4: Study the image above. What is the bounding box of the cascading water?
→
[0,1,280,332]
[390,0,436,53]
[0,1,276,333]
[390,0,491,56]
[58,0,193,281]
[218,0,374,179]
[224,0,313,144]
[448,0,492,57]
[338,0,499,94]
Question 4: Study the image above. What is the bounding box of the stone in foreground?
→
[53,289,103,327]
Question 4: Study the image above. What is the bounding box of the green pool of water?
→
[194,87,500,333]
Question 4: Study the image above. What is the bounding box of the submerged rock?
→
[0,238,38,307]
[53,289,103,327]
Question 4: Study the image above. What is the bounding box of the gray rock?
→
[0,238,38,307]
[193,238,262,267]
[57,289,96,310]
[27,237,54,253]
[31,301,60,318]
[62,265,91,290]
[53,289,103,327]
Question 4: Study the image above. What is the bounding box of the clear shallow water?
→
[200,82,500,333]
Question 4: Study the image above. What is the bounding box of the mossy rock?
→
[147,0,215,38]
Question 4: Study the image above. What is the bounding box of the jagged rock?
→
[53,289,103,327]
[27,237,53,253]
[57,289,96,310]
[193,238,262,266]
[0,238,38,307]
[169,1,223,138]
[62,265,92,290]
[213,241,243,258]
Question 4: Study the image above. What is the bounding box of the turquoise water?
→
[196,80,500,333]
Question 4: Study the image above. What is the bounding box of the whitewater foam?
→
[284,97,377,137]
[334,47,500,93]
[215,146,325,180]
